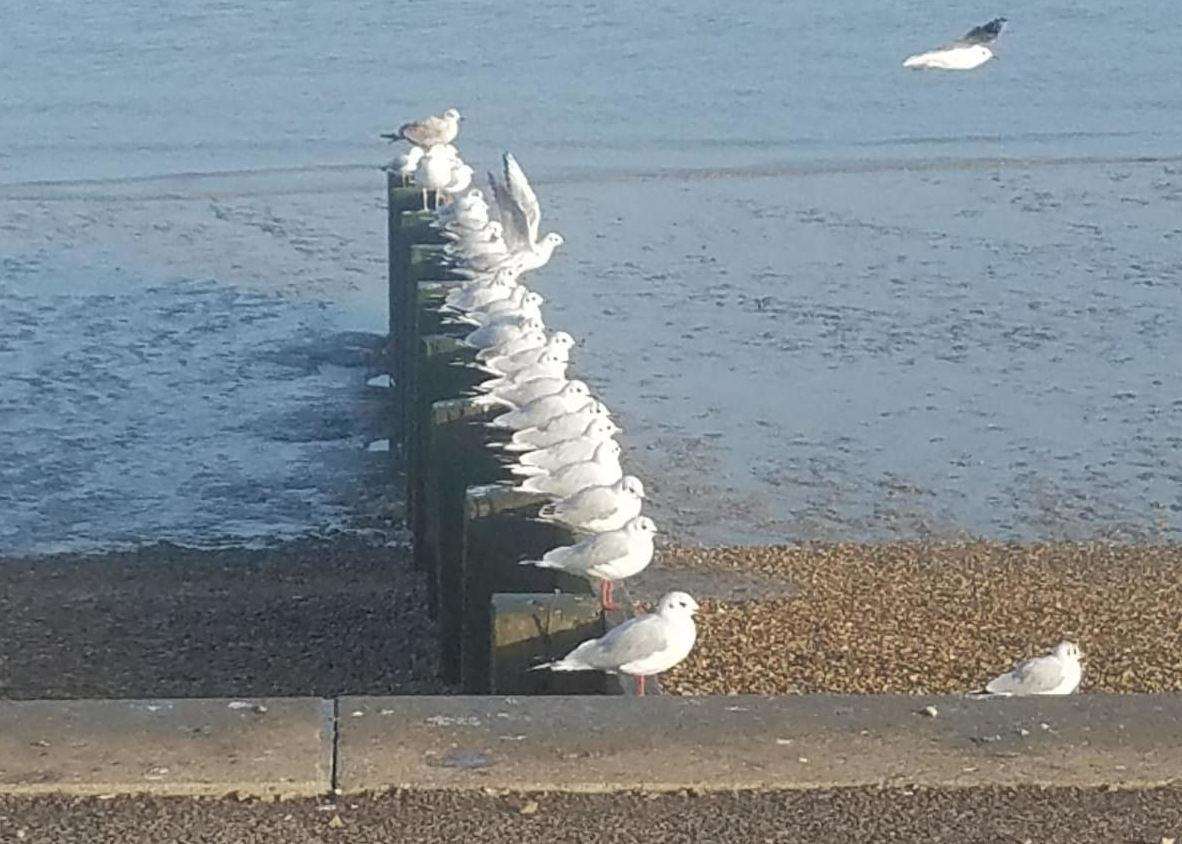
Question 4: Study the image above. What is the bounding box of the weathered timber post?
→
[386,179,423,347]
[489,587,656,696]
[391,215,448,456]
[409,331,489,583]
[488,594,608,695]
[461,485,588,693]
[424,397,511,683]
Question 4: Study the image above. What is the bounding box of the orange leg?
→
[599,579,619,611]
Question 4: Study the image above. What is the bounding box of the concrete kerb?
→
[4,694,1182,798]
[336,693,1182,794]
[0,697,332,798]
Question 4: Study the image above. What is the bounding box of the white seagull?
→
[481,331,576,378]
[533,590,700,695]
[515,439,623,496]
[520,516,657,610]
[971,641,1083,697]
[388,146,424,186]
[504,400,612,450]
[903,17,1007,70]
[537,475,646,533]
[513,416,620,472]
[414,144,457,210]
[488,382,594,431]
[486,152,565,273]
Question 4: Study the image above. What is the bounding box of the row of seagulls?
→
[385,110,1086,700]
[904,17,1007,70]
[418,125,697,693]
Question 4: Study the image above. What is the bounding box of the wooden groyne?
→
[384,174,640,696]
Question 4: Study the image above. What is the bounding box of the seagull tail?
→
[530,658,584,672]
[379,132,402,142]
[518,557,558,569]
[508,463,547,477]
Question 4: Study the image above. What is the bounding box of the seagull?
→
[513,416,620,471]
[381,107,462,147]
[441,162,474,203]
[903,17,1007,70]
[387,146,424,186]
[504,400,612,450]
[486,152,565,273]
[414,145,457,210]
[520,516,657,610]
[461,315,544,351]
[537,475,646,533]
[478,349,569,392]
[515,439,623,496]
[487,382,593,431]
[971,641,1083,697]
[474,328,548,363]
[486,375,573,411]
[442,265,520,311]
[533,591,699,695]
[481,331,576,378]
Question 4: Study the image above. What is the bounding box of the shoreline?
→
[3,536,1180,700]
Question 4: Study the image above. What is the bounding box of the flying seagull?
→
[903,17,1007,70]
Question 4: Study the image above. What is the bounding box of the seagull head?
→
[562,380,590,397]
[657,591,700,618]
[543,232,565,249]
[619,475,645,498]
[1055,641,1082,661]
[627,515,658,535]
[584,417,619,439]
[594,439,621,460]
[444,108,461,122]
[547,331,575,350]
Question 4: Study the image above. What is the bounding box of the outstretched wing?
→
[503,152,541,246]
[961,17,1005,45]
[487,171,530,253]
[985,654,1065,695]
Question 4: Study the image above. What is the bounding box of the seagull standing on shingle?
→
[381,108,462,147]
[533,591,700,695]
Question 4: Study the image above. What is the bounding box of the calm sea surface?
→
[2,0,1180,551]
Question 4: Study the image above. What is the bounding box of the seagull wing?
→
[567,613,670,671]
[487,171,530,253]
[985,654,1065,695]
[960,18,1005,45]
[503,152,541,246]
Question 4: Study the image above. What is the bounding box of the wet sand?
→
[2,786,1180,843]
[3,156,1181,553]
[660,541,1182,696]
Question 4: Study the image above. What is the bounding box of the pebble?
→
[661,542,1182,695]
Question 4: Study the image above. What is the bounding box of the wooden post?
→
[461,485,589,693]
[423,398,510,683]
[386,181,423,341]
[408,333,484,585]
[489,594,610,695]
